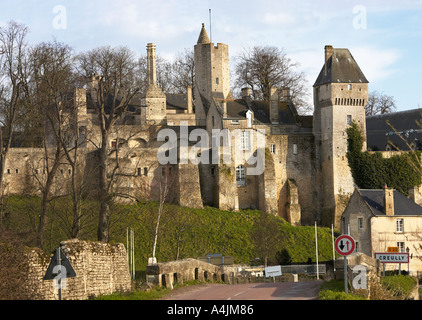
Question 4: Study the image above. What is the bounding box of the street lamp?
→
[406,247,411,274]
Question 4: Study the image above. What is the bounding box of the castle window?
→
[270,144,276,154]
[348,84,352,90]
[144,167,148,176]
[7,169,10,174]
[241,131,251,151]
[15,169,18,174]
[358,217,363,230]
[137,168,141,176]
[396,218,404,233]
[236,165,246,186]
[211,166,216,176]
[216,78,219,85]
[293,144,298,155]
[347,115,352,126]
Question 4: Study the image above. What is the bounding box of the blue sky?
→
[1,0,422,111]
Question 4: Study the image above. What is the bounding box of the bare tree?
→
[24,40,79,247]
[151,164,177,262]
[366,91,396,116]
[251,211,281,267]
[234,46,311,114]
[76,46,142,242]
[0,21,31,223]
[171,48,195,94]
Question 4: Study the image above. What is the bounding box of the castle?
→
[2,24,370,229]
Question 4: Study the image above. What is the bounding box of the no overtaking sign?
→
[334,235,356,256]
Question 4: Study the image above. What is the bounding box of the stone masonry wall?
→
[25,239,131,300]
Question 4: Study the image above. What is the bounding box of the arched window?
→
[236,165,245,186]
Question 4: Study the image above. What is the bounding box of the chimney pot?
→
[383,186,395,216]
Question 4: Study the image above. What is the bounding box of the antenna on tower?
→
[209,9,212,43]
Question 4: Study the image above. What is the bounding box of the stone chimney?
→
[241,87,252,107]
[87,74,100,103]
[222,101,227,118]
[147,43,157,86]
[324,45,334,76]
[282,87,291,101]
[269,87,279,124]
[187,86,193,113]
[384,185,395,216]
[74,88,87,117]
[408,185,422,206]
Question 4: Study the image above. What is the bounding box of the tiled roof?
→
[359,189,422,216]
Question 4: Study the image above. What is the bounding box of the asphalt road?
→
[161,280,323,300]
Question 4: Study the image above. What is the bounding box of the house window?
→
[293,144,298,155]
[396,218,404,233]
[397,242,405,253]
[270,144,276,154]
[236,165,246,186]
[241,131,251,151]
[231,119,239,125]
[358,218,363,230]
[347,115,352,126]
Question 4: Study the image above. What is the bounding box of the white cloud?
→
[351,46,401,83]
[262,12,297,26]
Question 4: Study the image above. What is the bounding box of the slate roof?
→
[366,109,422,151]
[359,189,422,216]
[166,93,188,110]
[314,48,368,87]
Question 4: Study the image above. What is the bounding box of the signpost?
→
[43,247,76,300]
[265,265,282,283]
[334,235,356,294]
[374,252,409,276]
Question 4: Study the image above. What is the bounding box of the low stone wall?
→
[25,239,131,300]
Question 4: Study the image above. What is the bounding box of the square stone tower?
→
[194,24,231,120]
[313,45,369,228]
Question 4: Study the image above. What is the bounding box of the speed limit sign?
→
[335,235,355,256]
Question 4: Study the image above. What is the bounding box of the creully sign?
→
[374,253,409,263]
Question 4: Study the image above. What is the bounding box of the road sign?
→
[374,252,409,263]
[334,235,355,256]
[387,247,399,253]
[44,247,76,280]
[265,265,282,278]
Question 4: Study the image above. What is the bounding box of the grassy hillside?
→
[3,196,338,271]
